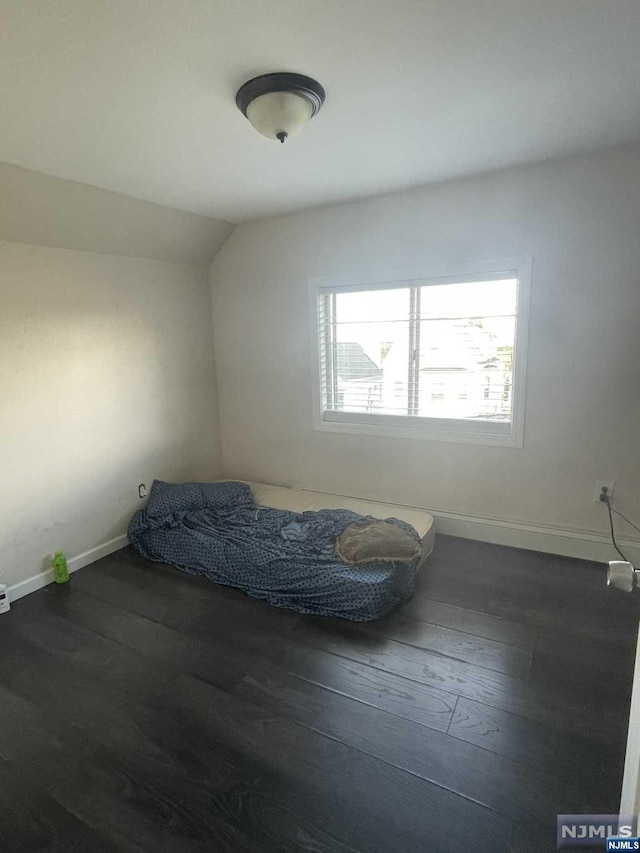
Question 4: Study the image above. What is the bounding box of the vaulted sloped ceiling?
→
[0,162,234,265]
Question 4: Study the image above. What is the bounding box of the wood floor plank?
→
[529,646,633,705]
[412,582,639,644]
[533,628,637,675]
[287,619,629,740]
[48,743,315,853]
[232,664,607,823]
[60,573,458,732]
[509,820,558,853]
[319,611,532,676]
[98,547,302,630]
[449,695,625,790]
[102,545,640,673]
[2,596,185,696]
[421,535,606,596]
[399,595,539,647]
[0,614,397,852]
[104,561,530,675]
[68,553,633,738]
[0,755,123,853]
[162,671,514,853]
[11,589,248,695]
[402,592,637,676]
[0,681,97,790]
[107,549,532,675]
[1,617,512,852]
[414,537,640,643]
[0,647,192,776]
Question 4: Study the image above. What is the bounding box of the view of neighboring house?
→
[334,317,514,422]
[335,342,383,412]
[414,319,513,420]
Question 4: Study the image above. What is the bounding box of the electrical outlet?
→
[594,480,615,503]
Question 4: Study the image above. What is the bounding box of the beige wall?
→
[1,240,221,588]
[209,144,640,541]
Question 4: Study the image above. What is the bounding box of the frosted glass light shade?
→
[236,73,325,143]
[246,91,314,142]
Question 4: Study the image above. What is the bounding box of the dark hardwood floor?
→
[1,534,639,852]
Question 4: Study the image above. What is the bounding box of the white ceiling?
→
[2,1,640,223]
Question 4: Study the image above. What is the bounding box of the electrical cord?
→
[603,496,630,562]
[609,505,640,536]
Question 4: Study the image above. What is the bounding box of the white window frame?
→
[309,257,531,448]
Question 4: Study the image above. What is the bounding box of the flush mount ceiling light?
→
[236,72,325,143]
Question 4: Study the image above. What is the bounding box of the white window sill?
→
[314,412,523,448]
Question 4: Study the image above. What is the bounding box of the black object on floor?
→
[0,535,638,852]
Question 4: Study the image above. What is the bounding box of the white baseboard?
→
[430,508,640,565]
[298,486,640,565]
[7,534,129,603]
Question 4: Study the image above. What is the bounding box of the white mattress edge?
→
[247,481,435,541]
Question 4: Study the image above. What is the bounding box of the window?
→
[310,258,530,447]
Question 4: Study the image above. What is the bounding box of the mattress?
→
[248,482,436,559]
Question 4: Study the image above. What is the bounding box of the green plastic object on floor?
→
[52,551,70,584]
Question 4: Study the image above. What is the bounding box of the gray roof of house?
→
[336,342,383,381]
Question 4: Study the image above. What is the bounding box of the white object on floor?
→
[0,584,10,615]
[608,561,640,593]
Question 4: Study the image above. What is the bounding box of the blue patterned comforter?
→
[128,480,421,621]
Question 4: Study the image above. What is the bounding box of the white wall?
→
[209,144,640,549]
[1,240,221,589]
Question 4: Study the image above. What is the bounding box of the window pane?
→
[419,279,517,319]
[417,279,517,422]
[320,288,411,415]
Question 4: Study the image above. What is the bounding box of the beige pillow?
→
[336,519,422,565]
